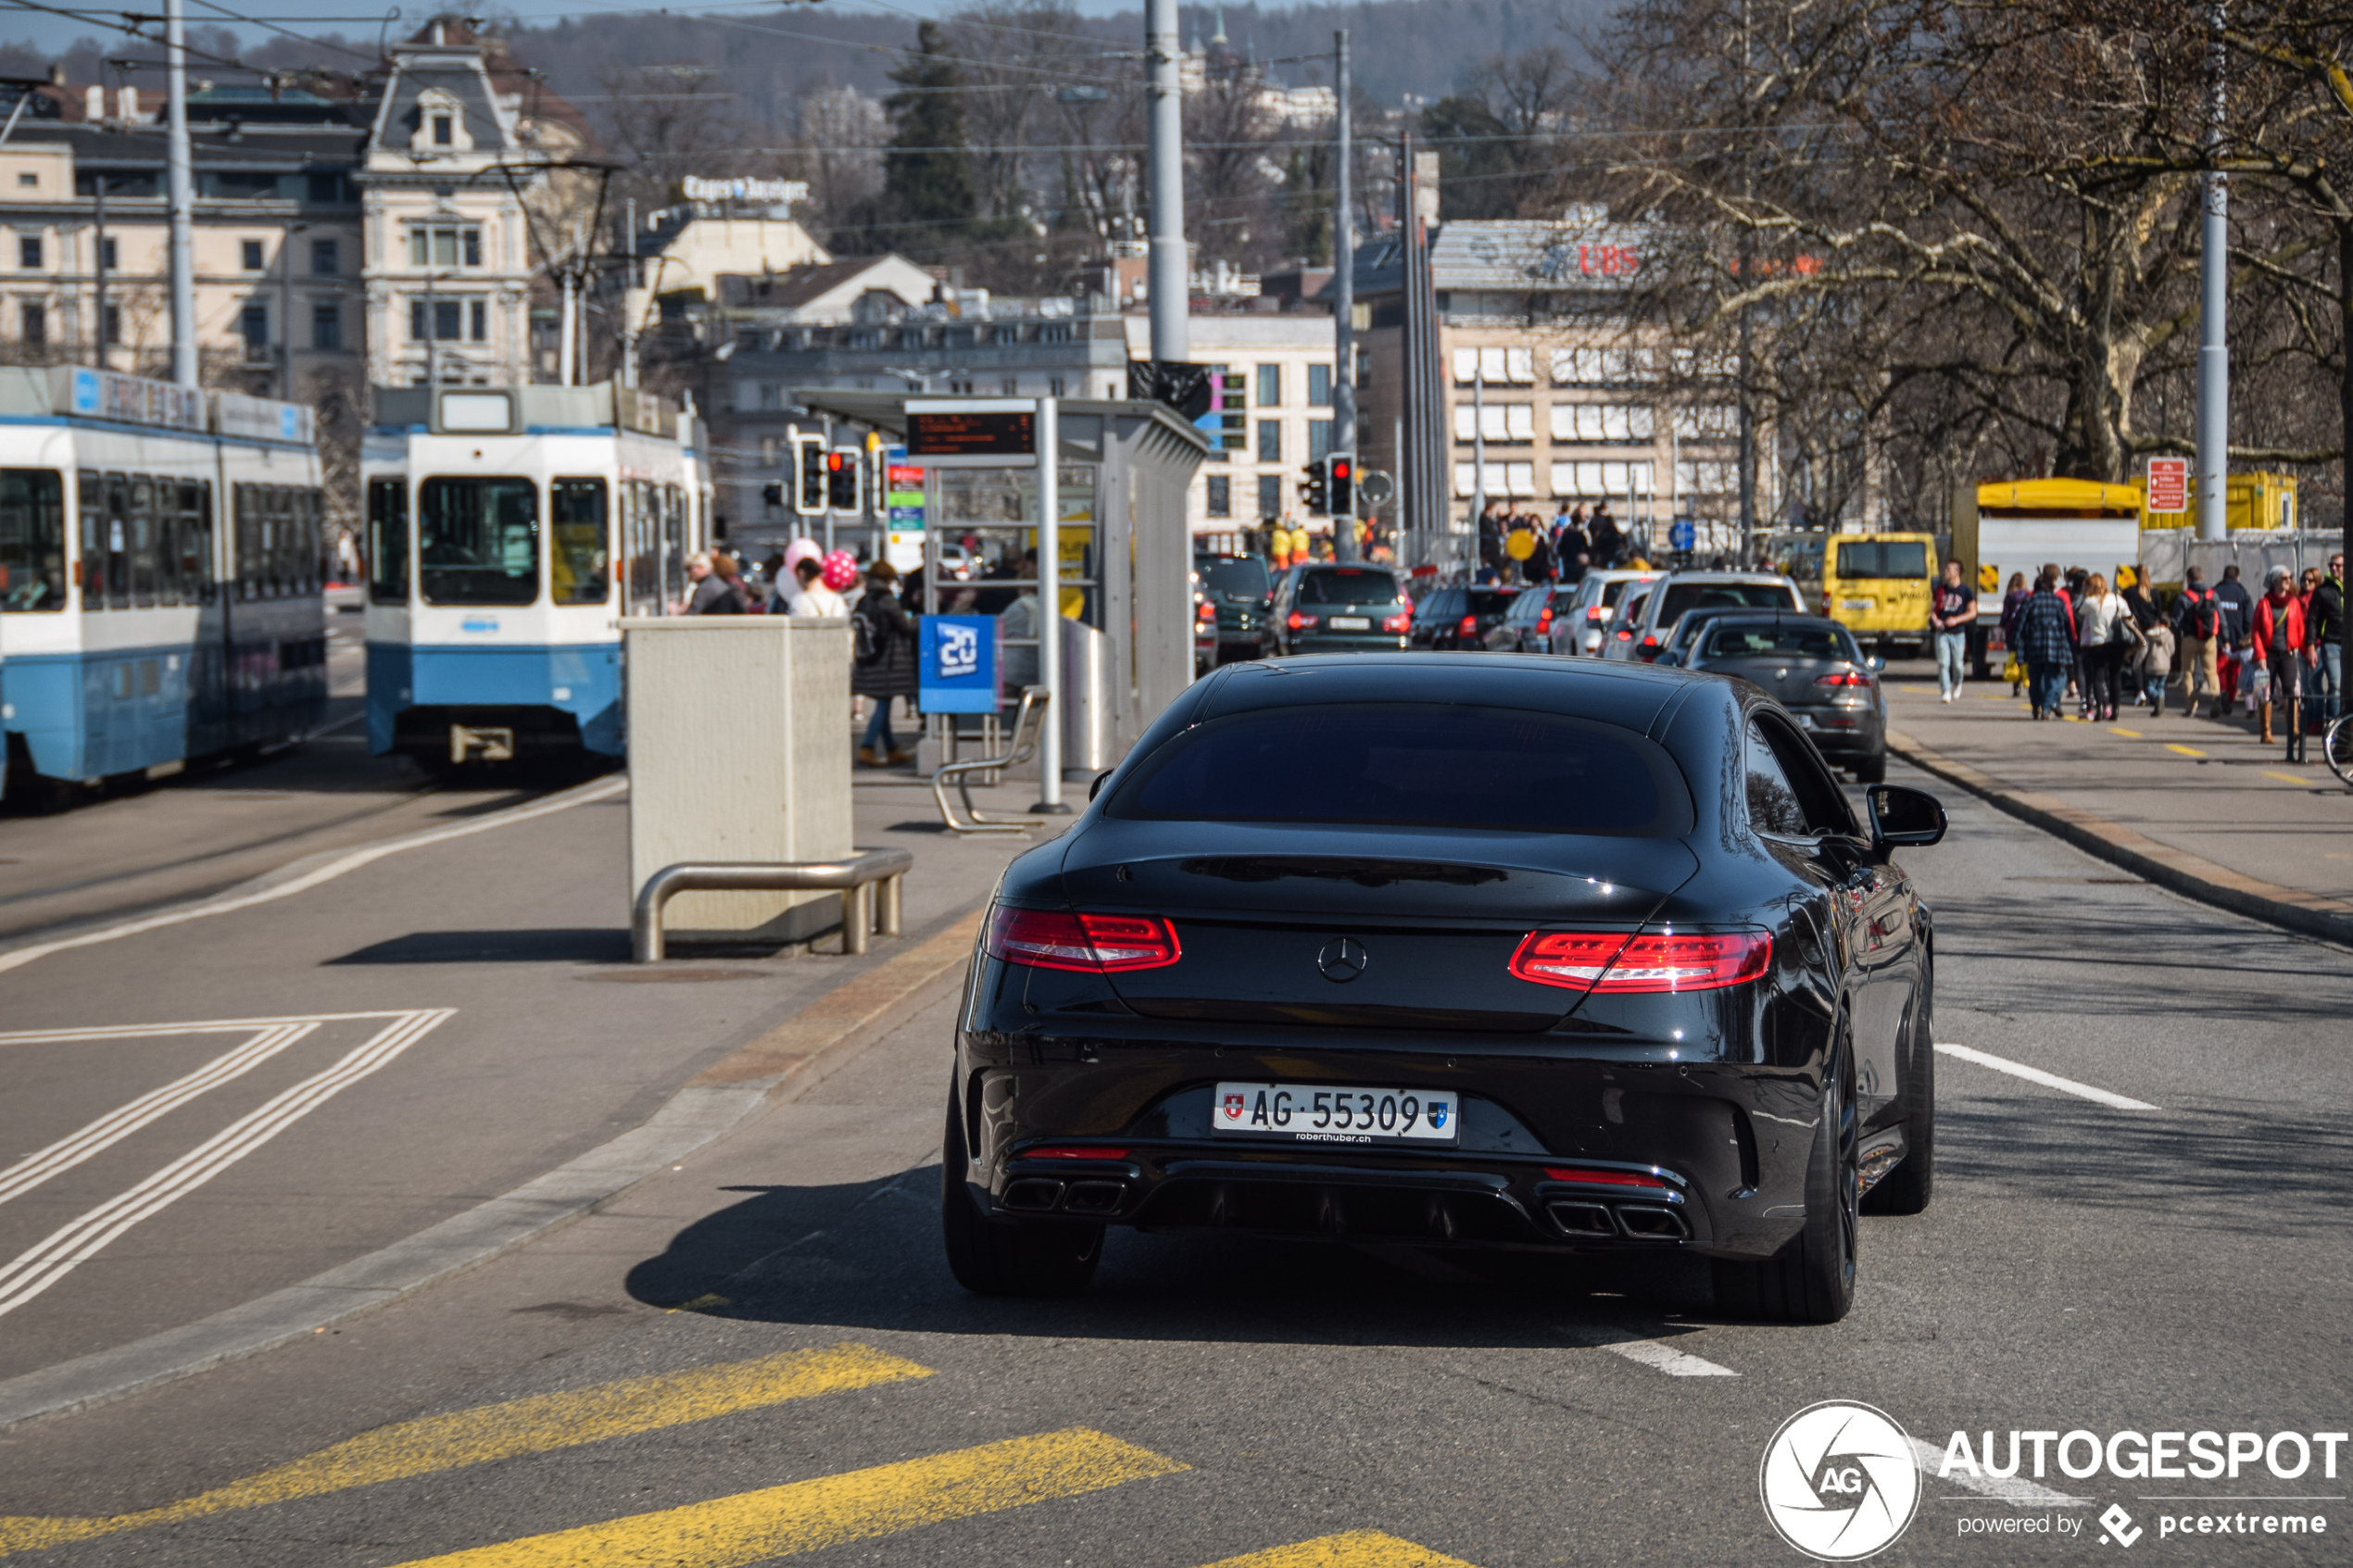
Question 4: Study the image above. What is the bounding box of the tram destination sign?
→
[905,399,1036,460]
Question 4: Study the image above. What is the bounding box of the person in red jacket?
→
[2253,566,2308,746]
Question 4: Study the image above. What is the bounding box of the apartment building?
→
[1121,312,1341,543]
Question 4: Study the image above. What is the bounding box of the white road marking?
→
[0,775,624,976]
[1559,1323,1739,1376]
[0,1022,319,1208]
[1933,1042,2159,1112]
[0,1010,455,1320]
[1907,1437,2091,1507]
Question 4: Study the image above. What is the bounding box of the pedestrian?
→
[2311,551,2346,721]
[2136,611,2175,715]
[2215,561,2255,709]
[784,555,849,618]
[2173,566,2223,717]
[1930,558,1977,702]
[851,559,918,766]
[2016,570,2078,721]
[2252,566,2308,747]
[683,550,742,614]
[1477,503,1505,576]
[2075,571,2135,722]
[1999,571,2032,695]
[1527,520,1556,583]
[1589,504,1623,570]
[1554,507,1591,584]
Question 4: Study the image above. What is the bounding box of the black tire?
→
[1852,753,1886,785]
[1864,975,1935,1216]
[939,1092,1102,1297]
[1714,1050,1858,1323]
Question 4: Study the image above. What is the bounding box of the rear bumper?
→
[1288,633,1411,654]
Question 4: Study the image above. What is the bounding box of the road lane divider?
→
[1197,1531,1483,1567]
[0,774,626,976]
[0,1010,455,1321]
[0,1342,933,1557]
[1906,1437,2089,1508]
[1933,1043,2158,1111]
[1557,1323,1739,1377]
[0,1022,319,1207]
[373,1426,1187,1568]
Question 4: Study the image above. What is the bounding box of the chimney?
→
[84,85,104,120]
[1416,152,1441,226]
[47,65,64,87]
[117,85,138,120]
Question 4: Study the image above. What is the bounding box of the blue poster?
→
[918,615,1002,714]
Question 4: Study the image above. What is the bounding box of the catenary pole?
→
[1331,29,1356,562]
[165,0,196,389]
[2196,0,2230,543]
[1031,395,1067,813]
[1144,0,1188,362]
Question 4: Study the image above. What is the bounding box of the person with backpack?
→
[2173,566,2222,718]
[2016,569,2079,721]
[851,558,918,766]
[2310,552,2346,721]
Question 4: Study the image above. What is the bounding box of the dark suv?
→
[1265,564,1412,655]
[1409,583,1519,650]
[1193,554,1272,666]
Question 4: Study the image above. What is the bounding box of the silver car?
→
[1547,569,1662,656]
[1600,571,1806,662]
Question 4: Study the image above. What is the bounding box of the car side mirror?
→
[1088,771,1111,802]
[1868,784,1945,853]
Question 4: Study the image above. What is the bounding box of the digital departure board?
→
[907,408,1036,457]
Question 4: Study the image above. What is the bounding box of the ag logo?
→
[1759,1401,1920,1561]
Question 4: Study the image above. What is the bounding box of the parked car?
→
[1408,583,1520,650]
[1485,583,1584,654]
[1684,613,1889,782]
[1548,570,1662,656]
[1650,604,1766,668]
[1265,564,1413,655]
[1601,571,1806,662]
[1193,553,1273,666]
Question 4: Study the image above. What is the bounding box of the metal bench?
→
[632,848,913,962]
[934,685,1053,835]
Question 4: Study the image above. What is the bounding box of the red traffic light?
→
[825,451,847,471]
[1332,459,1351,479]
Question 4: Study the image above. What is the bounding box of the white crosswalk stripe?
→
[1559,1323,1739,1376]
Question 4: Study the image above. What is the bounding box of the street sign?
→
[917,615,1002,714]
[884,447,924,528]
[907,406,1036,458]
[1358,470,1394,507]
[2146,457,2189,514]
[1669,518,1696,552]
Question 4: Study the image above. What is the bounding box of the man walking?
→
[2017,570,2078,720]
[2174,567,2222,717]
[2310,552,2346,721]
[2215,562,2256,714]
[1930,558,1976,702]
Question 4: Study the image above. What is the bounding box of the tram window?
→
[103,472,131,609]
[368,478,410,604]
[77,470,103,608]
[129,475,160,607]
[174,481,210,603]
[550,478,610,605]
[0,468,66,611]
[420,476,539,606]
[624,479,659,609]
[661,483,686,608]
[282,488,310,596]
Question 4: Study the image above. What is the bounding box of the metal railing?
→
[632,848,913,962]
[934,685,1051,835]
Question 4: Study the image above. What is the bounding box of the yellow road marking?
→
[378,1427,1186,1568]
[2109,726,2143,738]
[2165,743,2208,758]
[1199,1530,1485,1567]
[2265,771,2309,785]
[0,1342,932,1557]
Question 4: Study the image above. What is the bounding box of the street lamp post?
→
[280,220,308,402]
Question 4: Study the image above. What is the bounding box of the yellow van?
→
[1820,532,1937,657]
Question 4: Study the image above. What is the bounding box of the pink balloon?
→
[821,550,861,591]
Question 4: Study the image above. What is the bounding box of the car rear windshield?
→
[1465,588,1516,615]
[1705,622,1860,661]
[1199,558,1269,598]
[1600,577,1647,607]
[1111,704,1693,837]
[1834,541,1929,580]
[1656,581,1792,621]
[1298,568,1403,605]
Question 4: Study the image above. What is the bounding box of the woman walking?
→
[2016,571,2079,721]
[2074,571,2135,722]
[851,559,919,766]
[2253,566,2308,747]
[1999,571,2032,695]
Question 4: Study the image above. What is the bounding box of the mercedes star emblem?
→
[1316,936,1369,983]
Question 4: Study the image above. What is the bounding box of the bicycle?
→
[2328,712,2353,787]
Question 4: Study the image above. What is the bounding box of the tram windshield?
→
[420,476,538,606]
[0,469,66,611]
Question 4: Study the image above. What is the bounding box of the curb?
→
[0,909,983,1435]
[1887,728,2353,947]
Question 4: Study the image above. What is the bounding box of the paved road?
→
[0,758,2343,1566]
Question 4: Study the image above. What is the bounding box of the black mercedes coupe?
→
[941,654,1947,1323]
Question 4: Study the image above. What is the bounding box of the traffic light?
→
[1327,453,1354,519]
[825,446,862,512]
[1301,458,1328,516]
[789,428,826,517]
[1214,370,1247,452]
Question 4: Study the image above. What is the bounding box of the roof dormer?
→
[409,87,472,155]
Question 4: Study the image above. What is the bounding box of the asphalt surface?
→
[0,741,2344,1566]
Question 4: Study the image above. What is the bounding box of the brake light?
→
[1288,611,1316,630]
[1023,1146,1132,1160]
[1615,629,1633,640]
[1197,600,1217,621]
[1537,608,1553,633]
[1508,929,1771,993]
[986,907,1182,972]
[1815,671,1874,687]
[1587,606,1607,620]
[1381,611,1411,633]
[1820,592,1833,615]
[1459,615,1478,637]
[1542,1166,1676,1193]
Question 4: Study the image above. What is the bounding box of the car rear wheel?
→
[1852,754,1886,784]
[940,1092,1102,1297]
[1863,977,1935,1216]
[1714,1051,1857,1324]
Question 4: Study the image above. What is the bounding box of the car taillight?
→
[1288,611,1316,630]
[1381,611,1411,633]
[1820,592,1833,615]
[1615,628,1633,640]
[1587,606,1607,620]
[987,907,1182,972]
[1541,1166,1676,1193]
[1459,615,1478,637]
[1537,608,1553,633]
[1507,929,1771,993]
[1816,671,1874,687]
[1197,600,1217,621]
[1022,1146,1131,1160]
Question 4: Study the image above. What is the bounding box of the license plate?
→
[1841,598,1871,609]
[1212,1081,1458,1145]
[1327,615,1370,630]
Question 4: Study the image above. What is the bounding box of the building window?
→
[1000,376,1019,395]
[409,299,465,342]
[311,238,338,275]
[470,300,486,341]
[241,239,265,271]
[1050,375,1067,396]
[1309,420,1332,462]
[1257,473,1281,518]
[15,172,33,188]
[1206,475,1231,517]
[19,301,44,346]
[240,303,268,357]
[17,235,39,270]
[98,237,116,270]
[1456,404,1538,443]
[1308,364,1332,406]
[1257,363,1280,407]
[312,301,340,350]
[1256,420,1281,463]
[408,227,483,269]
[103,305,120,345]
[433,113,454,145]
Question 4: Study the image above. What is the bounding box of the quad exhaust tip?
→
[1002,1176,1127,1216]
[1546,1199,1691,1241]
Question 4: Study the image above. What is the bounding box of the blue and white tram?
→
[0,367,326,797]
[361,383,706,768]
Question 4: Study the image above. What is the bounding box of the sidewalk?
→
[1881,674,2353,942]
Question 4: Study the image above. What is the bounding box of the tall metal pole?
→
[622,196,639,390]
[1734,0,1756,565]
[1144,0,1188,362]
[1331,29,1356,563]
[165,0,197,389]
[1471,365,1485,569]
[2196,0,2230,542]
[1031,395,1067,813]
[91,175,107,371]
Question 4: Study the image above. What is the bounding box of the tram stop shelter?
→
[792,392,1207,782]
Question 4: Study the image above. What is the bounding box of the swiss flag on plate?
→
[1222,1093,1245,1120]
